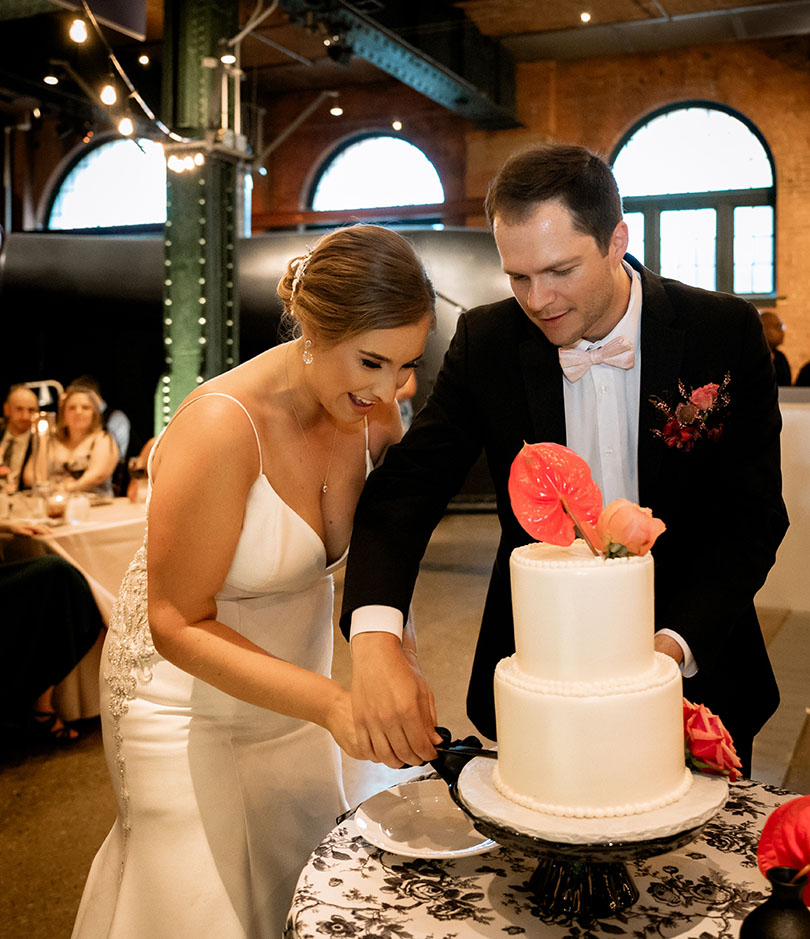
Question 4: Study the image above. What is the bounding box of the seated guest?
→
[0,384,39,493]
[70,374,131,460]
[795,359,810,387]
[759,310,792,385]
[125,436,155,502]
[24,383,118,496]
[1,521,105,745]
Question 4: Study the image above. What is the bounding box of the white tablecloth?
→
[6,498,147,721]
[285,777,798,938]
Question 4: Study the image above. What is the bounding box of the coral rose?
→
[689,383,719,411]
[683,699,742,782]
[595,498,666,557]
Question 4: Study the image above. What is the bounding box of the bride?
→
[72,225,440,938]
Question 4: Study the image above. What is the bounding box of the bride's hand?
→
[349,633,440,769]
[322,686,365,760]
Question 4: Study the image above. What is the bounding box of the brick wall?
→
[466,37,810,380]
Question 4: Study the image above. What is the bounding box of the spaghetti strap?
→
[363,416,372,477]
[150,392,264,477]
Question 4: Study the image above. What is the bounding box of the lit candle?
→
[31,413,52,489]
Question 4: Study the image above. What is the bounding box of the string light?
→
[220,52,237,65]
[69,18,88,43]
[118,116,134,136]
[100,83,117,105]
[580,11,592,23]
[330,105,343,116]
[43,74,59,86]
[138,54,150,66]
[392,119,402,131]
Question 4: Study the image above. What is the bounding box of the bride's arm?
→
[146,395,360,757]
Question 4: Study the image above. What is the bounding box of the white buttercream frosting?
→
[495,539,691,822]
[492,763,693,818]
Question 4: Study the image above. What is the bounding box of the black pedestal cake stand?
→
[459,807,704,921]
[430,745,727,923]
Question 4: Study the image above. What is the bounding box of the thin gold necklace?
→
[286,346,338,494]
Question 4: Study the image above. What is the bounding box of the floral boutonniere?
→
[650,373,730,451]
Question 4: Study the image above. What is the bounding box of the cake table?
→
[453,755,729,920]
[285,776,796,938]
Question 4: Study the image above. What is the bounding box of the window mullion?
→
[716,203,734,294]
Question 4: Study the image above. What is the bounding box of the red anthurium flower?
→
[508,442,602,549]
[758,795,810,905]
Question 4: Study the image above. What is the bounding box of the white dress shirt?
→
[563,262,641,506]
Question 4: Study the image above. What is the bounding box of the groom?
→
[341,144,788,777]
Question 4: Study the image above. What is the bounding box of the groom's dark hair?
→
[484,144,623,255]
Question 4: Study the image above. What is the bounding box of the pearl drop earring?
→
[302,339,314,365]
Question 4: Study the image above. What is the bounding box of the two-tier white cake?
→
[492,540,692,819]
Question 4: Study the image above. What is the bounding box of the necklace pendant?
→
[322,483,328,494]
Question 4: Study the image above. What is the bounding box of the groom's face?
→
[494,199,629,348]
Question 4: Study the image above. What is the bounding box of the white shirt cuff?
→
[350,605,404,643]
[656,628,697,678]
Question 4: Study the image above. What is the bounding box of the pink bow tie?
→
[558,336,635,382]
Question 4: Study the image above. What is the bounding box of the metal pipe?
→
[257,90,338,165]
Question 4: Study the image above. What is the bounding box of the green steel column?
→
[156,0,242,431]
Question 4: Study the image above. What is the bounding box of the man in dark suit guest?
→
[759,310,792,385]
[0,384,38,493]
[340,144,788,777]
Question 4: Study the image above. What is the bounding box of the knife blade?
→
[434,745,498,760]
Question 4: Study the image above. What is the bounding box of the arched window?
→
[611,104,775,297]
[47,137,167,230]
[310,134,444,214]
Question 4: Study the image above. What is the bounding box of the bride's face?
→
[308,315,431,422]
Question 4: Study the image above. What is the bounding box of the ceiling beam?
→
[278,0,519,129]
[502,1,810,61]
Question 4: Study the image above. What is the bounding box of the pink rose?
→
[595,498,666,557]
[683,699,742,782]
[689,383,719,411]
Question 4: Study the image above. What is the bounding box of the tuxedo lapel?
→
[635,263,685,501]
[518,327,566,445]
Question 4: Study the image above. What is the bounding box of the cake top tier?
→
[512,539,653,570]
[509,539,655,682]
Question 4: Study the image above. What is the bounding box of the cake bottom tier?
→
[493,652,692,818]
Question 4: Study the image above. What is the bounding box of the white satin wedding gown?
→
[72,393,360,938]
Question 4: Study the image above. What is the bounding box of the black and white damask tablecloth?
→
[285,777,797,938]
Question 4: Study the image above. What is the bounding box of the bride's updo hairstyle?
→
[277,225,435,344]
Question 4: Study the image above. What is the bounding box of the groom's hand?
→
[350,632,440,768]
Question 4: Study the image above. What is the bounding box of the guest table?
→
[3,497,146,720]
[285,775,798,938]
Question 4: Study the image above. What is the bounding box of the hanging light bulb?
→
[138,54,150,66]
[118,116,134,136]
[100,83,117,106]
[580,11,592,23]
[220,52,237,65]
[69,18,88,43]
[43,74,59,86]
[392,120,403,131]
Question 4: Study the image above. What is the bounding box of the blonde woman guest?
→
[25,384,118,496]
[72,226,440,939]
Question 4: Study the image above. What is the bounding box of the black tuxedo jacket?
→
[0,420,33,491]
[341,259,788,754]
